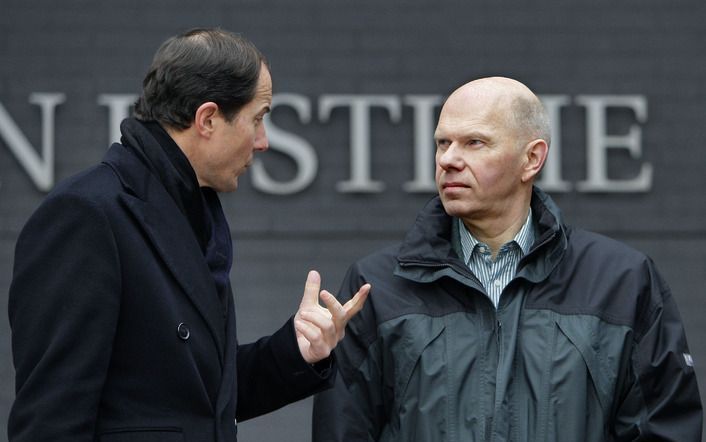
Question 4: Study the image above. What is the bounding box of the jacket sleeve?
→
[8,192,121,442]
[312,263,388,442]
[235,315,336,421]
[612,262,703,441]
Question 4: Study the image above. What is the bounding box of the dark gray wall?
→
[1,1,705,440]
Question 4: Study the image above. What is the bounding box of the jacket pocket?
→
[98,427,184,442]
[394,318,446,399]
[381,317,448,441]
[555,317,612,414]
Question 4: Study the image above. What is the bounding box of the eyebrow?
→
[433,127,448,139]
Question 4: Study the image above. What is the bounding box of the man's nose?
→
[254,124,269,152]
[437,143,462,169]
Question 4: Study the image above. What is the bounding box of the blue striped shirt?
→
[458,209,535,308]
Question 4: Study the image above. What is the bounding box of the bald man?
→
[312,77,702,441]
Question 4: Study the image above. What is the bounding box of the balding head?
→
[434,76,550,240]
[444,77,551,148]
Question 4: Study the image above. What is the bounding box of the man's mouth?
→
[442,182,468,189]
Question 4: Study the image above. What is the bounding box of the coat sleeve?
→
[8,192,121,442]
[612,262,703,441]
[312,263,388,442]
[235,315,336,421]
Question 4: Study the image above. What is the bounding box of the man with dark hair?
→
[8,28,370,442]
[312,77,702,441]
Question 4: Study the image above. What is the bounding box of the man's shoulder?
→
[359,243,401,261]
[353,243,402,273]
[541,225,666,328]
[33,163,123,218]
[45,144,146,207]
[55,162,120,195]
[566,225,649,265]
[23,147,143,232]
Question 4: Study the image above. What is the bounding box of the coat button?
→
[177,322,190,341]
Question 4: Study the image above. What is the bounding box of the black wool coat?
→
[8,139,332,442]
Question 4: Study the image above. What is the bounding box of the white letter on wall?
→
[0,93,66,191]
[97,94,138,144]
[251,93,318,195]
[319,95,402,193]
[536,95,572,192]
[402,95,442,193]
[575,95,652,192]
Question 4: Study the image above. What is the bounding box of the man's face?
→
[199,64,272,192]
[434,90,527,224]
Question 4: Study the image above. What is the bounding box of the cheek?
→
[229,128,250,158]
[477,155,522,188]
[470,157,508,186]
[475,165,502,181]
[234,139,254,163]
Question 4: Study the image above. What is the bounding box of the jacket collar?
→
[395,187,566,286]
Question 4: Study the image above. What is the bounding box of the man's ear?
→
[193,102,220,138]
[521,139,548,183]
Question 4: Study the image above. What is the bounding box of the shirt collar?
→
[458,208,535,264]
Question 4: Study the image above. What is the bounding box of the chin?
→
[213,178,239,193]
[440,198,472,217]
[225,180,239,193]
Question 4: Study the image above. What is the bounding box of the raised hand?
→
[293,270,371,364]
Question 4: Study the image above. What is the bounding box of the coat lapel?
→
[215,279,238,417]
[104,144,226,362]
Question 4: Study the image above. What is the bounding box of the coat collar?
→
[119,118,210,252]
[395,187,567,286]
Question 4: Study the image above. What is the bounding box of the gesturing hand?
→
[293,270,371,364]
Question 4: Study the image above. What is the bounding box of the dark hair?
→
[134,28,267,130]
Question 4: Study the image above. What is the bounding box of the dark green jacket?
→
[313,189,702,441]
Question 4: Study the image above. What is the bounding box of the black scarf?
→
[119,118,233,304]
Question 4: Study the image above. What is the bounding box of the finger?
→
[300,270,321,307]
[294,317,320,342]
[298,309,336,339]
[299,306,333,325]
[320,290,346,324]
[294,318,333,361]
[342,283,371,320]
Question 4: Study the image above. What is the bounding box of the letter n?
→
[0,93,66,191]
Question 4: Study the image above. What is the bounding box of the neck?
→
[462,200,531,259]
